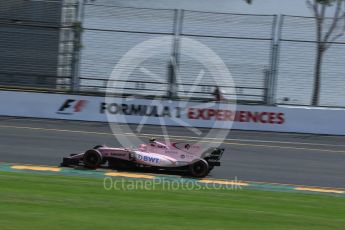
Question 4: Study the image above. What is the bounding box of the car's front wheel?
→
[83,149,102,169]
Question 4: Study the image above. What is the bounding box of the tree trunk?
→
[311,45,324,106]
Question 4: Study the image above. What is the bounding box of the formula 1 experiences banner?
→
[1,90,345,135]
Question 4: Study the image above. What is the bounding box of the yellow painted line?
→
[295,187,345,194]
[4,163,345,194]
[105,172,155,179]
[12,165,61,172]
[243,179,345,191]
[200,179,249,187]
[1,124,345,154]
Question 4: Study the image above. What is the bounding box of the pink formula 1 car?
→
[61,138,224,178]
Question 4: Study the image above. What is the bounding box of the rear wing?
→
[206,148,224,166]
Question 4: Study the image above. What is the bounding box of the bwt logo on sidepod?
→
[137,154,159,164]
[57,99,87,115]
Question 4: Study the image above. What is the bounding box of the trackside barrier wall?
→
[1,90,345,135]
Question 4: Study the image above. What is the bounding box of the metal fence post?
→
[270,15,283,105]
[263,66,270,104]
[70,0,85,92]
[71,24,80,92]
[266,14,279,105]
[167,9,183,99]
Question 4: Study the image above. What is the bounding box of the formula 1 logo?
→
[57,99,87,115]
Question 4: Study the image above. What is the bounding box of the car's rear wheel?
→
[189,159,209,178]
[83,149,102,169]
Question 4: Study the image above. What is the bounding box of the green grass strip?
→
[0,171,345,230]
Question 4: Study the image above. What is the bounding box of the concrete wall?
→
[2,90,345,135]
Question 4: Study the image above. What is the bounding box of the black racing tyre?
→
[93,145,107,164]
[189,159,210,178]
[83,149,102,169]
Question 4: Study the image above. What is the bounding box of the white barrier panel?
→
[1,90,345,135]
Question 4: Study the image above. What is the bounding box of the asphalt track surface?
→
[1,116,345,188]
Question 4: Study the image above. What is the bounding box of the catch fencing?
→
[79,4,276,104]
[276,15,345,107]
[1,1,345,107]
